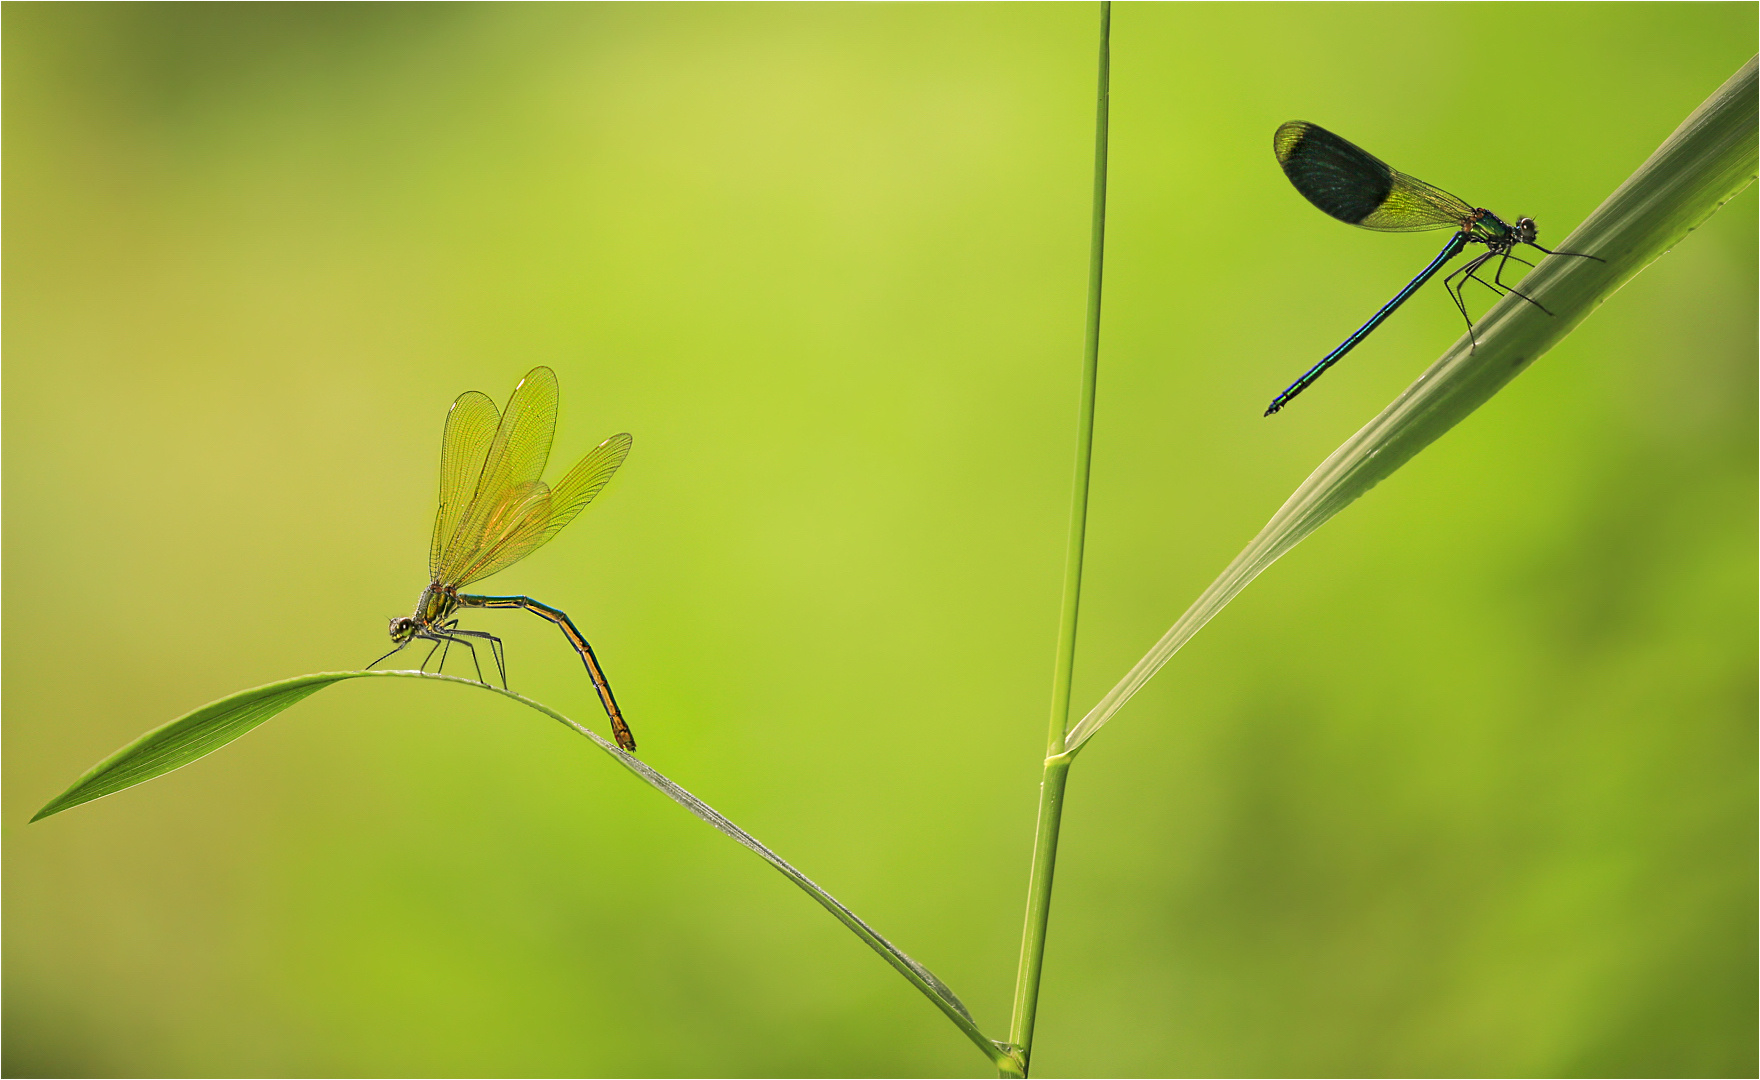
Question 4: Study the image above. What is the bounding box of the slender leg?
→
[1442,278,1474,344]
[1463,273,1505,300]
[1526,242,1604,262]
[446,628,507,687]
[1444,250,1493,293]
[365,640,410,671]
[1463,266,1507,301]
[1444,253,1497,346]
[1451,250,1552,330]
[458,593,637,752]
[428,620,505,685]
[1493,251,1554,316]
[1459,250,1502,299]
[421,628,485,683]
[1492,282,1552,316]
[1442,263,1476,327]
[1460,249,1526,345]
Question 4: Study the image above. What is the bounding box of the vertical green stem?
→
[1007,754,1073,1072]
[1006,3,1110,1073]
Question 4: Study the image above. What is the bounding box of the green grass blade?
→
[30,672,355,821]
[1066,55,1758,754]
[30,669,1018,1071]
[570,695,1018,1072]
[448,682,1019,1071]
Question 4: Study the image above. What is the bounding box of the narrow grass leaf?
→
[30,669,1015,1070]
[487,677,1014,1069]
[1067,56,1758,754]
[30,672,356,821]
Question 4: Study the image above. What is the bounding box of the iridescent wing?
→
[429,390,500,582]
[446,480,555,588]
[436,366,559,586]
[444,432,632,588]
[1274,121,1474,234]
[537,432,632,547]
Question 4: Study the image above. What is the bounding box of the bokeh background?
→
[6,3,1754,1076]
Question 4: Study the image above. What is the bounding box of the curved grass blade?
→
[1067,56,1758,754]
[31,672,349,822]
[526,685,1022,1074]
[29,669,1020,1073]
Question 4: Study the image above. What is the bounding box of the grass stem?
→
[1006,4,1111,1072]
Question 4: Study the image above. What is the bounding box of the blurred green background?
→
[5,3,1753,1076]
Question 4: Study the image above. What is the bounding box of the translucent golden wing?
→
[448,480,555,588]
[429,390,500,582]
[538,432,632,548]
[437,366,558,586]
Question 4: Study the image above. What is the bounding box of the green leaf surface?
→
[30,672,358,822]
[30,669,1016,1071]
[1066,55,1759,753]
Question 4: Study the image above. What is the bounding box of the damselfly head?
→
[388,615,418,644]
[1515,216,1538,245]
